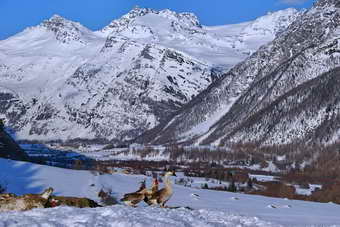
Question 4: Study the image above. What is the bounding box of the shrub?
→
[227,181,237,192]
[250,181,296,199]
[310,182,340,204]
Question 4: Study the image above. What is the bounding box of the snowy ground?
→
[0,206,281,227]
[1,158,340,226]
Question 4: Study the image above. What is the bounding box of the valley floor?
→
[1,158,340,227]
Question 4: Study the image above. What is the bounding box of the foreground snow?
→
[1,158,340,226]
[0,206,280,227]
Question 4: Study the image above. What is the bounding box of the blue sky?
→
[0,0,315,40]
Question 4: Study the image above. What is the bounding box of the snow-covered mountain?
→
[0,7,299,143]
[100,7,299,68]
[142,0,340,146]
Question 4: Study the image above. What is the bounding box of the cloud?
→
[279,0,308,5]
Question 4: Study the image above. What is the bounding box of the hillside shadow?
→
[0,159,44,195]
[1,126,95,196]
[22,143,95,170]
[2,125,94,169]
[0,126,29,161]
[4,127,17,141]
[0,126,44,195]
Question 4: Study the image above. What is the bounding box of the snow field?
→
[1,158,340,226]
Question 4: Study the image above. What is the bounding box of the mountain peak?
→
[42,14,74,27]
[242,8,300,37]
[123,6,157,19]
[42,14,78,27]
[40,14,91,44]
[49,14,66,21]
[101,7,201,35]
[125,7,200,25]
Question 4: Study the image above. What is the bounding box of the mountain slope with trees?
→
[141,0,340,147]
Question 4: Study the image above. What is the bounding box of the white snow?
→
[249,175,277,182]
[294,184,322,196]
[1,158,340,226]
[0,206,280,227]
[191,97,239,145]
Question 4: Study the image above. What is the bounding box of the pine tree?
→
[227,180,237,192]
[0,119,4,130]
[202,183,209,189]
[247,178,253,189]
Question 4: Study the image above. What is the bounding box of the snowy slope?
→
[1,158,340,226]
[143,0,340,146]
[0,7,299,143]
[101,7,299,68]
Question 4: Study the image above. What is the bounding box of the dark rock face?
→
[140,0,340,146]
[0,91,26,129]
[0,127,28,161]
[0,90,28,161]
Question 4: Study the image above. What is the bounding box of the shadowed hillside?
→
[0,124,28,161]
